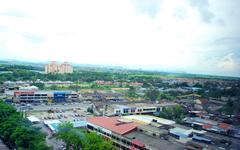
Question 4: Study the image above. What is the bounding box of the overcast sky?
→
[0,0,240,77]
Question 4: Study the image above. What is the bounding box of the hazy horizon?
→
[1,58,240,78]
[0,0,240,77]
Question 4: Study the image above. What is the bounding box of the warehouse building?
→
[169,127,192,140]
[53,91,78,102]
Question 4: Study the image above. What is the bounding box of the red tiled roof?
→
[202,124,212,129]
[219,123,231,130]
[200,99,208,105]
[132,139,145,147]
[87,117,139,135]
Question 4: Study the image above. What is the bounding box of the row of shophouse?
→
[12,91,78,103]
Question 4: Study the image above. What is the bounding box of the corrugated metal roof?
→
[170,127,192,137]
[27,115,40,122]
[219,123,232,130]
[123,115,175,125]
[73,120,88,128]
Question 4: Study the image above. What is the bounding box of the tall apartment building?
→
[45,61,73,74]
[59,62,73,74]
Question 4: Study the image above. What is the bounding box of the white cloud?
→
[217,53,236,71]
[0,0,239,77]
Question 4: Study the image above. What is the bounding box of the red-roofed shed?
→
[132,139,145,148]
[219,123,232,130]
[202,124,212,129]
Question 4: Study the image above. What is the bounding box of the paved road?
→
[34,123,64,150]
[205,132,240,150]
[46,136,65,150]
[0,139,9,150]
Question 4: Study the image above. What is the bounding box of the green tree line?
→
[0,101,51,150]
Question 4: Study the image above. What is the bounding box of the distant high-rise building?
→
[59,62,73,74]
[45,61,58,74]
[45,61,73,74]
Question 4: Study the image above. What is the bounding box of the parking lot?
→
[28,108,92,122]
[25,102,94,122]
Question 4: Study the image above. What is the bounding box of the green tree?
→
[159,92,175,100]
[0,101,51,150]
[49,85,58,90]
[0,114,22,148]
[145,87,160,101]
[221,100,235,116]
[31,83,45,90]
[87,107,94,114]
[56,123,86,150]
[84,132,115,150]
[159,105,186,123]
[57,123,115,150]
[127,86,137,98]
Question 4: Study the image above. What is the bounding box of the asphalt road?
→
[0,139,9,150]
[205,132,240,150]
[34,123,64,150]
[46,136,65,150]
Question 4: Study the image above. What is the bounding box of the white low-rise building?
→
[108,102,178,116]
[27,115,41,123]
